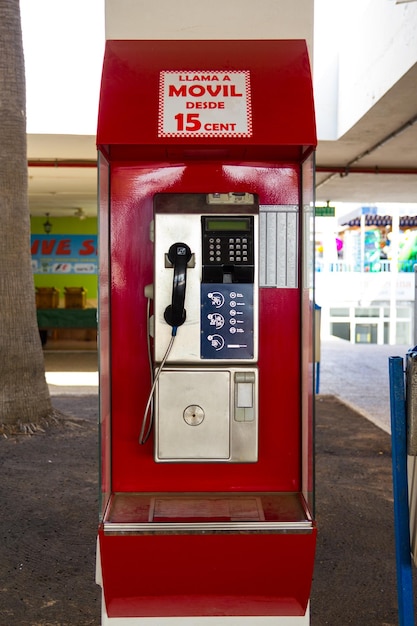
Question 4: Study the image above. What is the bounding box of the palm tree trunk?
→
[0,0,52,430]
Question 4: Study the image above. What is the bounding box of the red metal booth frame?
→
[96,39,317,621]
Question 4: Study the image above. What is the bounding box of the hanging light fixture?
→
[74,207,87,220]
[43,213,52,234]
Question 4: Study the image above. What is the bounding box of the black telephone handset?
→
[164,242,192,333]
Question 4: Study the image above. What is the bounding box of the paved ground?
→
[319,337,411,433]
[1,342,416,624]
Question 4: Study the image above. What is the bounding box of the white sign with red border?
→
[158,70,252,138]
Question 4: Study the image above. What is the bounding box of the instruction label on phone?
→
[201,283,254,359]
[158,70,252,138]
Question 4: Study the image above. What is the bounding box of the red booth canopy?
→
[97,39,316,162]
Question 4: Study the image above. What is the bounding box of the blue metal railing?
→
[389,355,415,626]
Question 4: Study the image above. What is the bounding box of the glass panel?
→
[397,306,411,318]
[331,322,350,341]
[355,323,377,344]
[396,321,411,345]
[98,151,111,521]
[354,307,379,317]
[300,154,315,515]
[330,307,350,317]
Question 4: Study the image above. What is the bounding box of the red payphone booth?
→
[96,40,317,625]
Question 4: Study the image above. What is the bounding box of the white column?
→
[104,0,314,57]
[389,211,400,345]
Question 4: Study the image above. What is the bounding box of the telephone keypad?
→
[202,216,255,283]
[204,235,253,265]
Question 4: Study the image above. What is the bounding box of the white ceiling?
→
[27,59,417,218]
[27,134,98,218]
[315,62,417,205]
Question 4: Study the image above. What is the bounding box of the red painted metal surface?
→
[99,527,317,618]
[107,163,301,493]
[97,40,316,161]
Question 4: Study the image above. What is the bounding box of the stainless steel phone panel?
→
[154,212,258,364]
[155,367,258,463]
[154,213,202,364]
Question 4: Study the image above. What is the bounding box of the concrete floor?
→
[319,336,411,433]
[43,346,99,396]
[36,338,417,624]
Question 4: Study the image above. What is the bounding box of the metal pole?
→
[360,212,365,273]
[389,211,399,345]
[389,356,415,626]
[414,266,417,346]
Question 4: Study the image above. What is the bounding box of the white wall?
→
[316,271,415,304]
[314,0,417,140]
[21,0,105,135]
[105,0,314,60]
[313,0,341,139]
[337,0,417,137]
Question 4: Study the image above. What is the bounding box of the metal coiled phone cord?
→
[139,297,176,444]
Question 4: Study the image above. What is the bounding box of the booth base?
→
[99,592,310,625]
[97,493,315,622]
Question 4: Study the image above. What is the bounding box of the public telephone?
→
[147,192,259,463]
[97,40,317,623]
